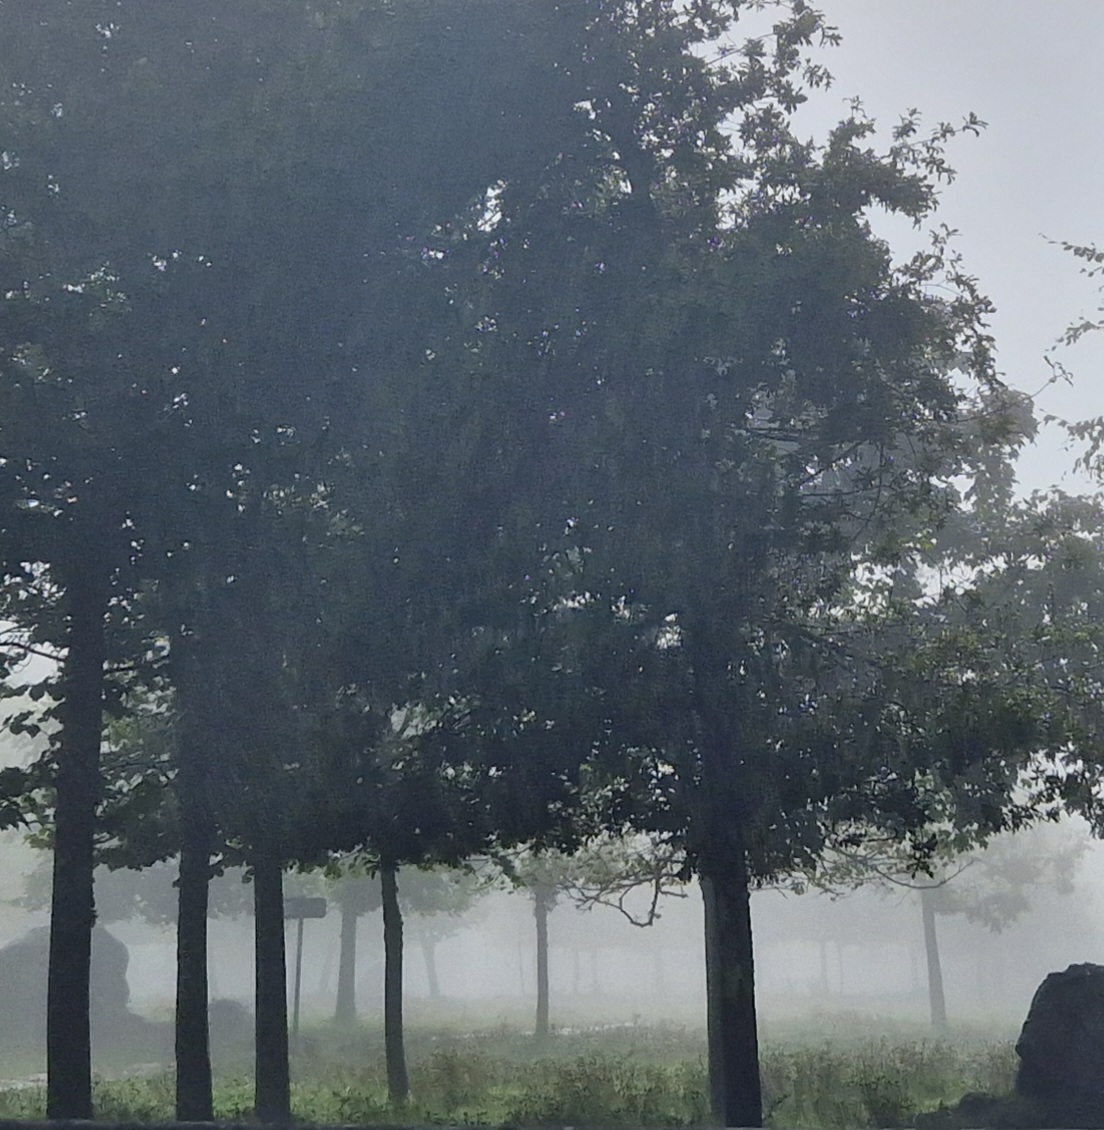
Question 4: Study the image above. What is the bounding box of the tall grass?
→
[0,1024,1019,1128]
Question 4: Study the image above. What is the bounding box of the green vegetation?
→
[0,1022,1020,1129]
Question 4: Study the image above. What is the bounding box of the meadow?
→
[0,1012,1021,1128]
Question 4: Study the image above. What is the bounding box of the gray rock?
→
[0,925,137,1046]
[209,996,252,1052]
[1016,962,1104,1127]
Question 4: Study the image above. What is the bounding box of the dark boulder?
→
[209,996,252,1054]
[914,1091,1041,1130]
[0,924,140,1047]
[1015,962,1104,1127]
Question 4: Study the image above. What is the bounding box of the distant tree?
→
[813,823,1088,1031]
[494,852,570,1045]
[491,840,684,1042]
[329,869,381,1028]
[401,867,487,1001]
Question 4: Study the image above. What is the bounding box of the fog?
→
[0,687,1098,1049]
[1,821,1098,1049]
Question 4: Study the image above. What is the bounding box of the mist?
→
[1,822,1097,1048]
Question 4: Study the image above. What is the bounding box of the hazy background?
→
[1,828,1099,1041]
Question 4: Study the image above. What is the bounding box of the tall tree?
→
[0,117,179,1119]
[408,4,1089,1126]
[0,0,597,1117]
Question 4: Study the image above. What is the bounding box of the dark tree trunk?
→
[381,860,409,1105]
[334,897,359,1026]
[419,931,441,1000]
[701,841,762,1129]
[46,573,106,1121]
[253,854,290,1124]
[175,762,213,1120]
[920,886,948,1033]
[533,882,552,1044]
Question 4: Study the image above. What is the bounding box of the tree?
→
[408,4,1091,1125]
[811,824,1088,1032]
[295,701,493,1106]
[1,0,596,1118]
[401,866,486,1002]
[922,830,1084,1029]
[492,839,686,1041]
[330,870,382,1027]
[8,7,1098,1129]
[0,124,179,1119]
[493,851,572,1044]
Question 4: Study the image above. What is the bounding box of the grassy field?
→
[0,1014,1020,1128]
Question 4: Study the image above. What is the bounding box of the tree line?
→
[2,1,1103,1126]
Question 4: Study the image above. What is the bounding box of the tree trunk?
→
[701,843,763,1129]
[253,854,290,1124]
[419,931,441,1000]
[533,882,552,1044]
[46,573,106,1121]
[335,896,359,1026]
[920,886,948,1033]
[175,742,213,1121]
[316,937,335,998]
[517,924,527,994]
[381,860,409,1105]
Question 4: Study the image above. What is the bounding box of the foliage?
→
[1043,239,1104,479]
[806,821,1087,930]
[413,0,1056,895]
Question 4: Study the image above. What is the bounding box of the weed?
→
[0,1021,1020,1128]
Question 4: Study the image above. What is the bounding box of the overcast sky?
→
[783,0,1104,495]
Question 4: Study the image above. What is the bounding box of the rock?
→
[0,924,139,1046]
[1015,962,1104,1127]
[914,1092,1040,1130]
[209,996,252,1053]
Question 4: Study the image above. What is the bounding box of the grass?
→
[0,1020,1020,1128]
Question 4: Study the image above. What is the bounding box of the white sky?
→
[785,0,1104,494]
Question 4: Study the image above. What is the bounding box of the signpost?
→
[284,896,327,1046]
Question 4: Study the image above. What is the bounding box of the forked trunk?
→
[920,886,948,1033]
[46,572,106,1120]
[381,860,409,1105]
[253,853,290,1123]
[701,838,762,1129]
